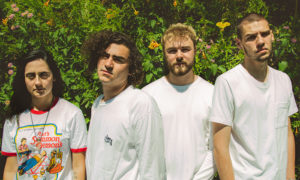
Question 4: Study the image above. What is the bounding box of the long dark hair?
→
[81,30,144,86]
[6,50,64,119]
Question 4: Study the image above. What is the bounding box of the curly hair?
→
[81,30,144,87]
[6,50,64,119]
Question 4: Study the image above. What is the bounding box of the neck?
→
[166,70,196,86]
[31,94,54,111]
[102,81,128,101]
[242,58,268,82]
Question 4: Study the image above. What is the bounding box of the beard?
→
[167,59,194,76]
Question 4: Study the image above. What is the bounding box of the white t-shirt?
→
[86,86,166,180]
[143,76,215,180]
[1,98,88,180]
[210,64,298,180]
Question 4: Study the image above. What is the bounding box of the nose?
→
[176,50,183,61]
[34,76,42,86]
[105,56,114,70]
[256,34,265,48]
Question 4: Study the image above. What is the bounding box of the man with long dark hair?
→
[82,30,166,179]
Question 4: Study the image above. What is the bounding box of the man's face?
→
[24,59,54,100]
[164,36,195,76]
[238,19,274,62]
[97,43,130,87]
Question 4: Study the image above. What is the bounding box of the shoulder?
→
[55,98,83,115]
[142,77,165,93]
[195,76,214,90]
[214,65,243,87]
[269,66,291,82]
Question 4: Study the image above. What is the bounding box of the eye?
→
[167,49,177,54]
[113,56,127,64]
[100,53,110,59]
[25,73,36,80]
[246,35,256,41]
[181,48,191,53]
[39,72,50,79]
[261,31,270,37]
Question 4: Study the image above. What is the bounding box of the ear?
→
[270,30,275,42]
[235,38,242,50]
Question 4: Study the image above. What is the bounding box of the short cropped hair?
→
[237,13,268,40]
[161,23,197,51]
[7,50,64,119]
[81,30,144,86]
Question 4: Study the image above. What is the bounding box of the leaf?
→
[278,61,288,72]
[146,73,153,83]
[150,20,156,29]
[218,66,226,73]
[210,64,218,76]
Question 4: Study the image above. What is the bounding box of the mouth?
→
[101,69,113,75]
[34,88,46,94]
[256,48,268,53]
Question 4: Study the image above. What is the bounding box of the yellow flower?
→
[216,21,230,31]
[106,9,116,19]
[134,10,139,15]
[44,0,50,6]
[46,19,53,26]
[148,40,160,49]
[202,52,207,59]
[5,100,10,106]
[173,0,177,7]
[2,18,8,26]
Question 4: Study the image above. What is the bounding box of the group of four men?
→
[84,13,297,179]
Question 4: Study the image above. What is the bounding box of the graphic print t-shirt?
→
[1,98,87,180]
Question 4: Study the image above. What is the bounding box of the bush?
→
[0,0,299,178]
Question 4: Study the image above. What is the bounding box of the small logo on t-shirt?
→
[104,135,112,146]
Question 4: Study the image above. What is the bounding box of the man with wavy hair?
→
[210,13,298,179]
[82,30,166,180]
[143,23,215,179]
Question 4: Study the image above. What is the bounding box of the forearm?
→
[286,119,295,179]
[212,123,234,180]
[214,147,234,180]
[3,156,18,180]
[72,152,86,180]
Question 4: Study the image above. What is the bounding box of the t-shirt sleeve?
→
[70,110,88,153]
[210,76,234,126]
[1,119,17,156]
[131,95,166,180]
[286,75,298,116]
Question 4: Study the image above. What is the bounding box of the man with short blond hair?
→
[143,23,215,180]
[211,13,298,179]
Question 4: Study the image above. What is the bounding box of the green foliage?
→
[0,0,299,177]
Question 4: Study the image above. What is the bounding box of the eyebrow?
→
[244,30,271,38]
[166,46,192,50]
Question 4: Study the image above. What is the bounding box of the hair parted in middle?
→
[81,30,144,87]
[161,23,197,75]
[6,49,64,120]
[161,23,197,51]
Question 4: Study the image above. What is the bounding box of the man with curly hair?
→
[82,30,166,180]
[143,23,215,179]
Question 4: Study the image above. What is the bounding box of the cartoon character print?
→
[18,138,31,158]
[18,150,47,176]
[46,149,64,174]
[16,133,64,179]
